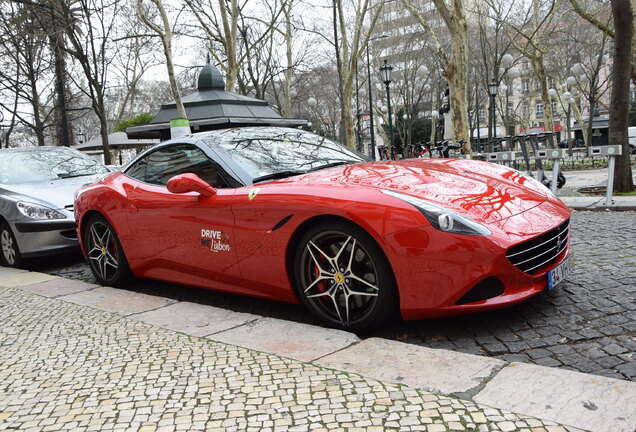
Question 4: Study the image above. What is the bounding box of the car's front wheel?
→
[293,221,397,332]
[0,221,22,268]
[83,214,131,286]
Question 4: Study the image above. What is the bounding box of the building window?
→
[522,60,530,72]
[522,79,530,93]
[551,101,558,114]
[522,102,529,116]
[536,102,544,119]
[478,109,486,122]
[507,102,513,116]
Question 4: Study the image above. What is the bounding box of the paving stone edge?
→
[3,269,635,432]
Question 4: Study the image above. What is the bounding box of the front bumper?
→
[10,218,79,258]
[382,201,571,321]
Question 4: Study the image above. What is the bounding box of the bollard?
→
[535,149,566,195]
[487,151,517,168]
[588,145,623,206]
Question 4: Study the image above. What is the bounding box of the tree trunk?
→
[282,2,293,118]
[446,17,469,153]
[586,95,595,148]
[333,0,347,146]
[611,0,634,192]
[533,57,555,134]
[137,0,187,120]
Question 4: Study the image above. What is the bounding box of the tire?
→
[293,220,397,332]
[0,221,22,268]
[83,214,131,286]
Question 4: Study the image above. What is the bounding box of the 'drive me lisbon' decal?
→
[200,228,231,252]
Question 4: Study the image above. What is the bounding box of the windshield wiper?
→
[57,173,92,179]
[307,161,354,172]
[252,170,306,184]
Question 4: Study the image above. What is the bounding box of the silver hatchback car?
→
[0,146,110,267]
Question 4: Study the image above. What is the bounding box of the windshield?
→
[0,147,109,184]
[200,127,368,181]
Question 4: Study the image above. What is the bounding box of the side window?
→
[127,144,238,188]
[145,146,192,185]
[180,146,241,188]
[125,157,148,181]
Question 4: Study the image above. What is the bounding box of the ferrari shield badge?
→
[248,187,261,201]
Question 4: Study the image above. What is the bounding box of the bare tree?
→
[137,0,187,120]
[55,0,127,164]
[492,0,563,135]
[402,0,470,154]
[332,0,386,148]
[183,0,286,92]
[0,2,55,147]
[111,4,163,126]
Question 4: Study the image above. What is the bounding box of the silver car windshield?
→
[0,148,109,184]
[201,127,367,180]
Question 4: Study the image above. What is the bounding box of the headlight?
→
[381,190,491,236]
[16,202,66,220]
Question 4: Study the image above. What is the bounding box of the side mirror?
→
[166,173,217,198]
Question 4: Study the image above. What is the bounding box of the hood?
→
[1,174,105,210]
[279,159,548,224]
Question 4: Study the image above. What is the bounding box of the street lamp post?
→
[488,81,499,152]
[380,60,395,159]
[365,34,388,160]
[355,70,362,152]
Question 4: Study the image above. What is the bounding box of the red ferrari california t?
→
[74,127,571,331]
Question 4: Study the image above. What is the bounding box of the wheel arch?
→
[78,209,127,257]
[284,214,400,306]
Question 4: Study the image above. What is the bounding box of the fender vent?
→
[271,214,294,232]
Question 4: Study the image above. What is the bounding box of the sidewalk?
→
[1,267,634,432]
[556,167,636,211]
[559,195,636,211]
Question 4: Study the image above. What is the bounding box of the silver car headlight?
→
[16,202,66,220]
[381,190,491,236]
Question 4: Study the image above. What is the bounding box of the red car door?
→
[122,144,243,292]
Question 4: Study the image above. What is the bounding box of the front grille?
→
[506,219,570,275]
[64,204,74,212]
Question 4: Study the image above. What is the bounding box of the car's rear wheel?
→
[84,214,131,286]
[0,221,22,268]
[293,221,397,332]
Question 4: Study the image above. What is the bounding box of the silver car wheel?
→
[1,228,16,265]
[86,221,120,281]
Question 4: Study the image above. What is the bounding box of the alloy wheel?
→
[86,221,120,282]
[1,227,17,265]
[298,230,382,328]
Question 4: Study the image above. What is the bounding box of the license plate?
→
[547,255,572,290]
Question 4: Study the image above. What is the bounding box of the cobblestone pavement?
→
[0,286,577,432]
[32,211,636,381]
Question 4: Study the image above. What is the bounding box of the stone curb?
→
[3,269,635,432]
[558,197,636,212]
